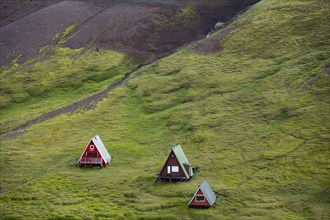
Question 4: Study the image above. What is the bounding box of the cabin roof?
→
[172,144,192,178]
[198,180,217,205]
[92,135,111,164]
[173,144,191,165]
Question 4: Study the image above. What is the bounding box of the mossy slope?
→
[0,47,133,133]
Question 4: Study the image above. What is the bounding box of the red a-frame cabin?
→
[77,135,112,168]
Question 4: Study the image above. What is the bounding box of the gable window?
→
[195,195,205,202]
[86,152,91,157]
[93,152,98,158]
[172,166,179,172]
[90,145,95,151]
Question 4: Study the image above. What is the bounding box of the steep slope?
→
[0,0,258,134]
[0,0,329,219]
[0,0,258,66]
[0,0,63,28]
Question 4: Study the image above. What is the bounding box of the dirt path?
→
[7,49,174,134]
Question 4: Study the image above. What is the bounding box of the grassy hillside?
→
[1,0,329,219]
[0,47,133,133]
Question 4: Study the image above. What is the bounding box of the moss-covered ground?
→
[0,48,133,133]
[0,0,329,219]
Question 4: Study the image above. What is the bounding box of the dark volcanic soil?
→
[0,0,63,28]
[0,0,259,66]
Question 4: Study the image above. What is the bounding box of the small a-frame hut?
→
[188,180,217,208]
[77,135,111,168]
[157,144,194,183]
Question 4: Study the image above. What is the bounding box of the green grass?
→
[0,0,329,219]
[0,48,134,133]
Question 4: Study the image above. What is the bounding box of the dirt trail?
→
[8,49,174,134]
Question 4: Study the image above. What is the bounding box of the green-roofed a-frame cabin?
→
[157,144,194,183]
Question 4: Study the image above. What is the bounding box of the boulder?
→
[214,22,225,30]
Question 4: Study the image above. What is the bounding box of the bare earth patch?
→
[0,0,259,66]
[193,26,239,54]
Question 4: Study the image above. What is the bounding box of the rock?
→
[214,22,225,30]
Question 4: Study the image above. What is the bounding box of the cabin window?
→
[90,145,95,151]
[86,152,91,157]
[171,166,179,172]
[93,152,98,158]
[195,195,205,202]
[167,166,171,174]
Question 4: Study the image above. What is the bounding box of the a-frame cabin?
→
[157,144,194,183]
[188,180,217,208]
[77,135,112,168]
